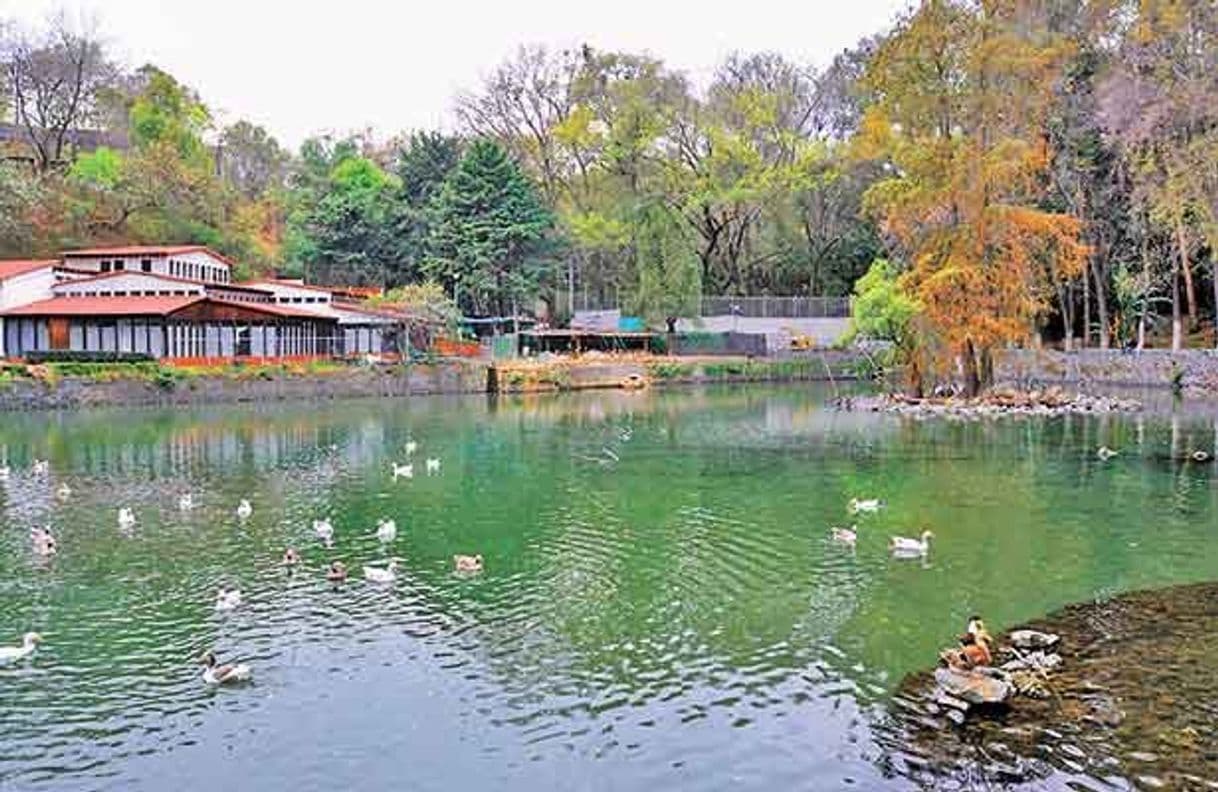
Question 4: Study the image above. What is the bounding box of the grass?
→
[0,359,365,390]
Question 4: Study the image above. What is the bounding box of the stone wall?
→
[0,363,489,412]
[994,349,1218,391]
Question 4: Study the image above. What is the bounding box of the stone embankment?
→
[995,348,1218,393]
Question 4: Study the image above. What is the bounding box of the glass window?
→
[101,261,112,272]
[141,259,152,272]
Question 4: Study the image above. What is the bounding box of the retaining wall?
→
[994,349,1218,391]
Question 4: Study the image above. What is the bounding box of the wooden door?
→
[49,318,69,350]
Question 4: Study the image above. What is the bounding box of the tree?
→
[386,131,461,286]
[219,120,288,200]
[629,202,701,328]
[1,13,115,173]
[425,140,555,315]
[857,0,1089,394]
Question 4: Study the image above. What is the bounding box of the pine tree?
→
[425,140,555,315]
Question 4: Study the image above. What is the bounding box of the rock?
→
[1081,695,1124,728]
[1127,751,1159,763]
[934,667,1014,706]
[1008,630,1061,650]
[945,708,966,726]
[1001,651,1062,672]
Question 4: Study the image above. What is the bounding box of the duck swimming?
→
[214,587,243,612]
[30,526,57,556]
[326,560,348,583]
[117,508,136,529]
[0,632,42,663]
[32,460,49,476]
[392,463,413,480]
[375,519,397,543]
[313,518,334,546]
[1096,446,1119,461]
[425,458,441,475]
[178,493,194,511]
[849,498,883,514]
[236,499,253,520]
[830,526,858,545]
[282,547,301,567]
[454,554,483,573]
[198,650,251,685]
[55,483,71,500]
[0,464,10,481]
[890,530,934,556]
[363,559,400,583]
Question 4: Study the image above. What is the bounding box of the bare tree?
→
[2,12,114,173]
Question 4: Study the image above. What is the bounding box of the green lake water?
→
[1,385,1215,790]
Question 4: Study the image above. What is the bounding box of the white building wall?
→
[63,250,231,284]
[54,273,205,298]
[0,266,55,357]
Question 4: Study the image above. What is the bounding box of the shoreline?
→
[884,580,1218,789]
[0,354,864,412]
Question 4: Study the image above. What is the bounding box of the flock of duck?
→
[831,497,935,557]
[831,445,1130,557]
[2,441,485,686]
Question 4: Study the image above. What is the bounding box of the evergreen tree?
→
[629,202,702,329]
[425,140,555,315]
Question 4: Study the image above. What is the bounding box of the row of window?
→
[98,259,153,274]
[168,259,229,283]
[61,289,200,298]
[275,296,326,304]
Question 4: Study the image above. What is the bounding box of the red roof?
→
[2,295,203,316]
[61,245,237,269]
[1,295,334,320]
[0,259,56,282]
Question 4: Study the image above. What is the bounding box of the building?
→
[243,280,407,356]
[0,246,350,362]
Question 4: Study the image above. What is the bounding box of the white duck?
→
[0,632,42,663]
[849,498,884,514]
[454,554,483,573]
[890,530,935,556]
[392,463,414,480]
[236,499,253,520]
[1096,446,1119,461]
[214,587,243,611]
[178,493,194,511]
[199,650,251,685]
[425,458,441,475]
[117,507,136,529]
[32,459,49,476]
[0,464,10,481]
[404,441,418,456]
[56,482,72,500]
[313,518,335,546]
[30,526,57,556]
[363,559,400,583]
[830,525,858,545]
[376,518,397,543]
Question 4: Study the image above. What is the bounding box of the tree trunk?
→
[1081,258,1090,348]
[1171,256,1183,352]
[1139,227,1150,351]
[1173,212,1197,331]
[1213,255,1218,349]
[1056,282,1073,352]
[979,345,993,392]
[1091,256,1110,349]
[962,338,981,398]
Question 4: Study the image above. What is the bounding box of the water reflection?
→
[0,387,1214,791]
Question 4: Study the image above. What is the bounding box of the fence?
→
[561,292,851,319]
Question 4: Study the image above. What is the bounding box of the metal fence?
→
[561,292,852,318]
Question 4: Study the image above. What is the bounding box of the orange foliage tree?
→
[855,0,1089,394]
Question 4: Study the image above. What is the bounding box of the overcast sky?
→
[4,0,907,150]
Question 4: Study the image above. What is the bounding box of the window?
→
[141,259,152,273]
[101,261,112,273]
[115,260,125,271]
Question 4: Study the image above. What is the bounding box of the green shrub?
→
[25,350,155,364]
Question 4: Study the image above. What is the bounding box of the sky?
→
[3,0,908,150]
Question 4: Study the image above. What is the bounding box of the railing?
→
[563,292,852,318]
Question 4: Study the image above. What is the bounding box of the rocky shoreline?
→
[879,581,1218,789]
[843,387,1142,419]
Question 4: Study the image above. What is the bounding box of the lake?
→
[1,385,1215,790]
